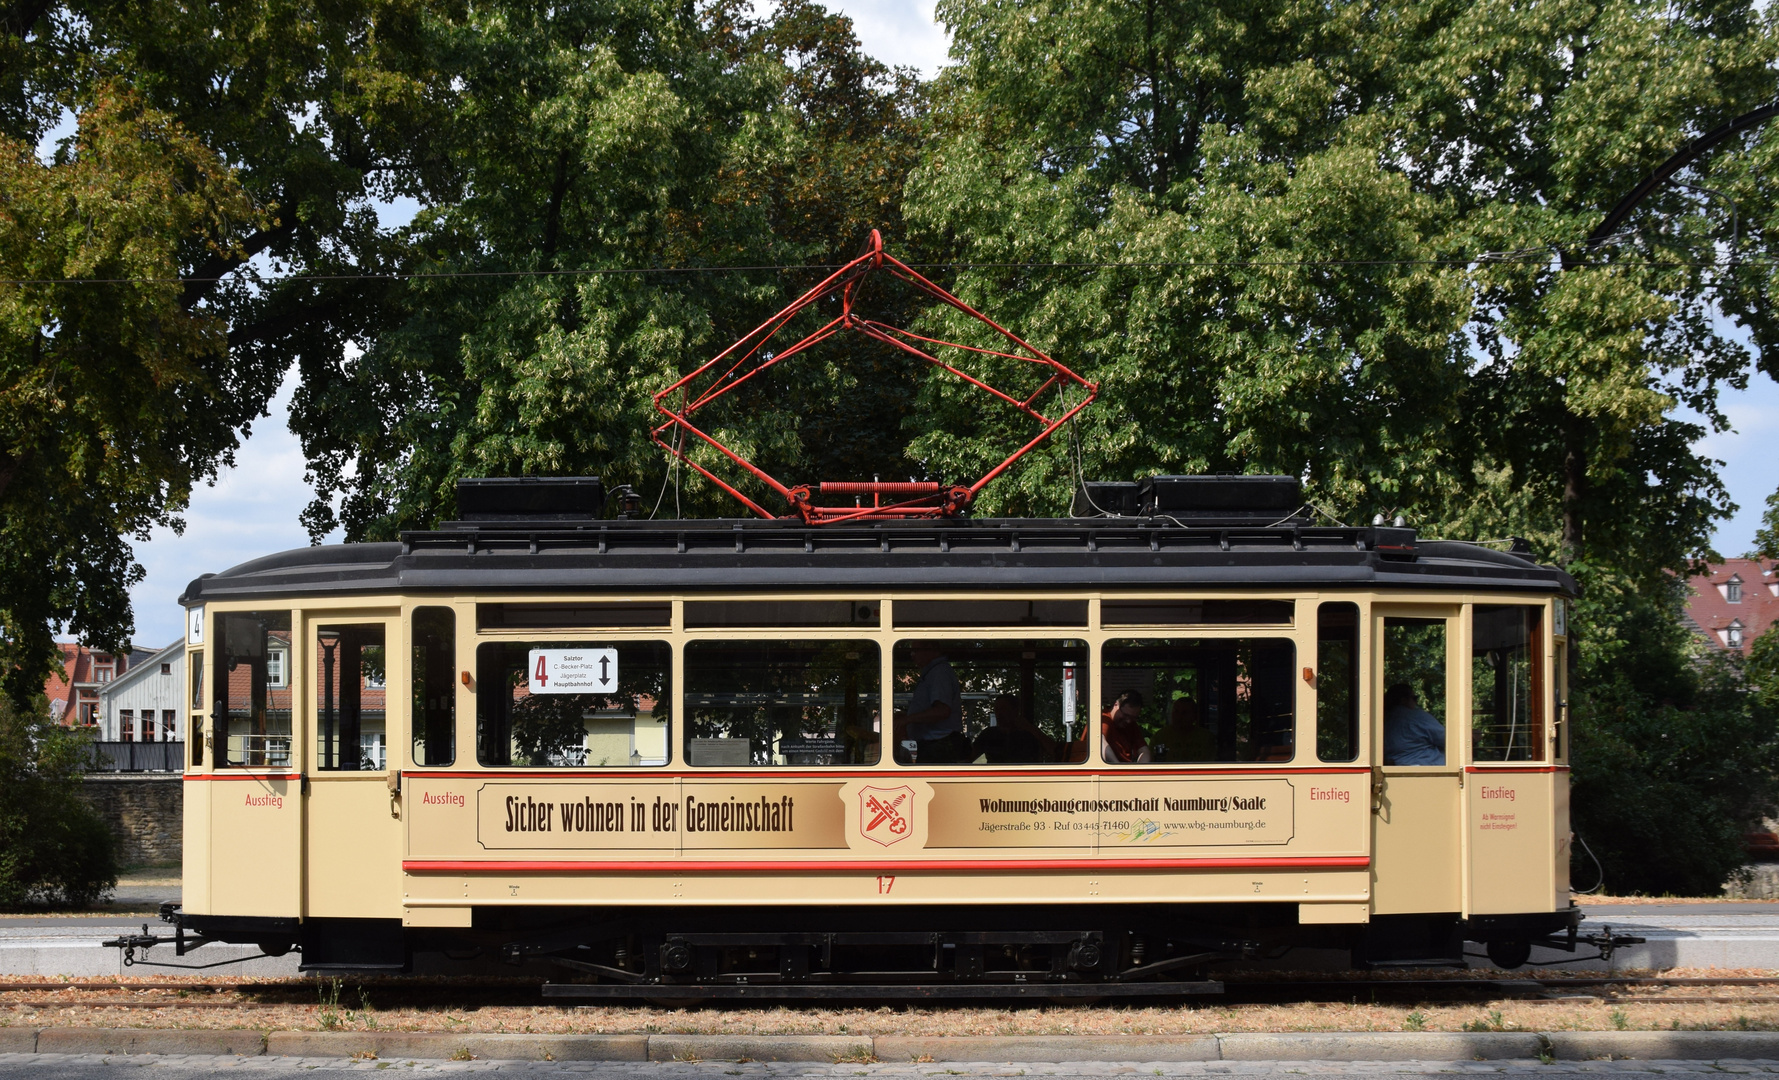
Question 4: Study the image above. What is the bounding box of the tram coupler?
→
[102,919,212,967]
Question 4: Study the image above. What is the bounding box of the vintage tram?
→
[161,473,1578,996]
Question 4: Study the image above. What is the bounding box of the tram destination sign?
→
[527,648,618,694]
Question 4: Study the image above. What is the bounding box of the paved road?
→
[10,1059,1779,1078]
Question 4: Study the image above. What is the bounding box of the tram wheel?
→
[259,941,292,957]
[1485,939,1532,970]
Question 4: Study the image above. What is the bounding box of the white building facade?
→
[97,640,185,742]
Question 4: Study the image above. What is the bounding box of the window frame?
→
[886,635,1092,768]
[1098,633,1301,767]
[680,635,881,769]
[475,635,675,769]
[1468,602,1549,766]
[1373,605,1461,773]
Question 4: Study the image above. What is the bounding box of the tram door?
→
[1369,605,1463,915]
[305,616,404,921]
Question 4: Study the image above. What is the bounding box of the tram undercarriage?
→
[156,903,1590,997]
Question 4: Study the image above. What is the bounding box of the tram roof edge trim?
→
[178,519,1577,605]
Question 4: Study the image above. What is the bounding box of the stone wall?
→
[78,774,181,867]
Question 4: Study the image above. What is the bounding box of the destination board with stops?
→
[527,648,618,694]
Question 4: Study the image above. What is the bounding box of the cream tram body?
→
[177,517,1574,980]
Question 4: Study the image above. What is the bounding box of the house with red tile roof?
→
[41,642,125,726]
[1684,557,1779,656]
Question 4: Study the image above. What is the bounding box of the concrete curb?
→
[34,1027,267,1056]
[649,1035,875,1062]
[1217,1032,1547,1061]
[264,1031,648,1061]
[1547,1031,1779,1060]
[9,1027,1779,1062]
[876,1035,1221,1062]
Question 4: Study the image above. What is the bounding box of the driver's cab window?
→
[1380,616,1450,767]
[215,611,293,768]
[315,624,388,771]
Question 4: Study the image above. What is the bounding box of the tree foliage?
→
[0,0,448,707]
[289,0,927,538]
[901,0,1778,585]
[0,695,117,908]
[1569,570,1779,895]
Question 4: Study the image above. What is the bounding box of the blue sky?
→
[118,0,1779,647]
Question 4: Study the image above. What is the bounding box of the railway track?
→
[7,975,1779,1009]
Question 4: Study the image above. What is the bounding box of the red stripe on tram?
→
[403,856,1371,874]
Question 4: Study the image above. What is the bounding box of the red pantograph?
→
[651,230,1098,524]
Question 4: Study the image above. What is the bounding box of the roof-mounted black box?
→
[455,477,605,522]
[1139,475,1302,517]
[1071,481,1141,517]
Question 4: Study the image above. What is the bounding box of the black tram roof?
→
[179,518,1576,606]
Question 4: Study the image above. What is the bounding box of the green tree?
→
[1754,485,1779,558]
[902,0,1777,578]
[0,0,447,708]
[1568,573,1779,895]
[289,0,928,536]
[0,694,117,907]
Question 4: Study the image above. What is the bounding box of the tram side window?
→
[478,641,670,767]
[1101,639,1295,764]
[188,650,204,767]
[1317,603,1360,762]
[1472,605,1544,762]
[214,612,293,768]
[1382,617,1448,766]
[412,608,455,767]
[316,624,388,771]
[684,641,879,766]
[889,640,1090,765]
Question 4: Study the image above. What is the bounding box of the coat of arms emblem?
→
[859,785,914,846]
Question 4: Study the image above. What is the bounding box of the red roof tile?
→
[1683,557,1779,655]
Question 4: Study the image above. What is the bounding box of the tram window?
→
[684,641,879,766]
[1471,605,1544,762]
[1382,617,1448,766]
[214,611,293,769]
[477,641,671,767]
[412,608,455,767]
[188,650,204,767]
[1317,603,1360,762]
[889,640,1090,765]
[1101,639,1296,764]
[893,600,1087,628]
[315,624,388,771]
[1102,600,1294,627]
[1554,643,1569,763]
[477,602,670,630]
[685,601,879,628]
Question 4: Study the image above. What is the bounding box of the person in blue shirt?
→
[1383,682,1446,766]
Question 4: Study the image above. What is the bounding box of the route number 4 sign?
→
[527,648,618,694]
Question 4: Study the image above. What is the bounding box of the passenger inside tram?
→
[1153,698,1216,762]
[971,694,1060,763]
[891,640,1089,764]
[1383,682,1446,766]
[1099,638,1296,763]
[1102,690,1153,762]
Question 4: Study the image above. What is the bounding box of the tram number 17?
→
[876,875,895,895]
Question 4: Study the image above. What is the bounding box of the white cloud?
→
[825,0,952,77]
[125,368,339,649]
[1694,374,1779,556]
[754,0,952,78]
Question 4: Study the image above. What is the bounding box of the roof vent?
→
[454,477,605,523]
